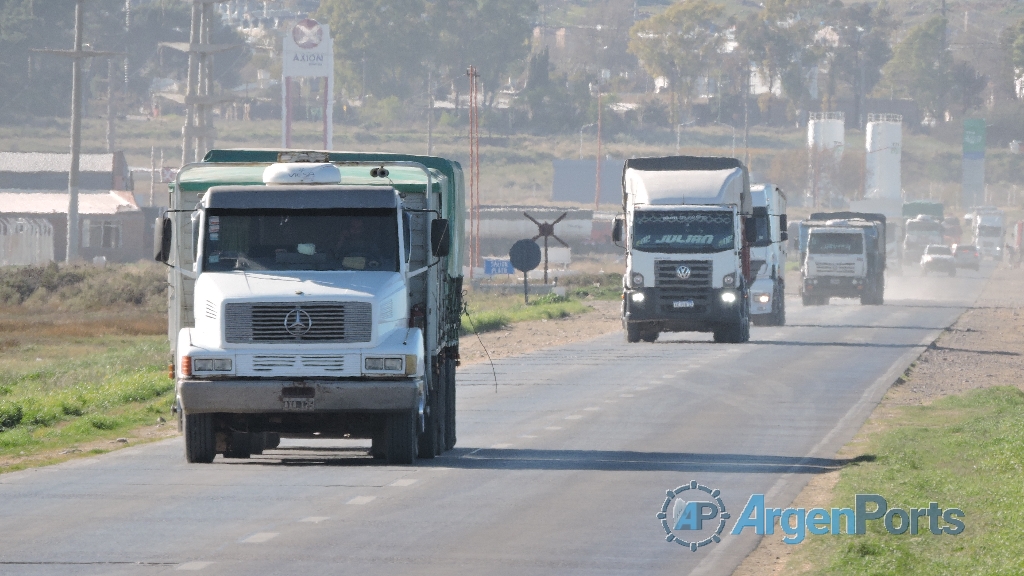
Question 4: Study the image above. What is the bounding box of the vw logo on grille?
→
[676,265,692,280]
[284,308,312,336]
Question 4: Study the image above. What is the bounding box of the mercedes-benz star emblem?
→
[676,265,692,280]
[284,308,312,336]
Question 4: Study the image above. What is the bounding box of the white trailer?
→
[749,184,788,325]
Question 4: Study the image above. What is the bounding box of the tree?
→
[828,2,897,126]
[949,60,987,117]
[881,16,951,121]
[629,0,726,124]
[429,0,536,109]
[999,18,1024,99]
[318,0,428,99]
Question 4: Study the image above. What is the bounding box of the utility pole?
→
[34,0,121,263]
[595,90,603,211]
[106,59,116,152]
[427,70,433,156]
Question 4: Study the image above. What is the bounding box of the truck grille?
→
[814,262,856,275]
[655,260,713,313]
[224,301,372,343]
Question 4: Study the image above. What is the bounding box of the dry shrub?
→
[0,262,166,312]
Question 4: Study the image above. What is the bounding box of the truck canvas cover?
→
[622,156,751,213]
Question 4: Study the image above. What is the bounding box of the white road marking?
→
[634,386,650,391]
[299,516,330,523]
[389,479,418,487]
[490,443,513,449]
[347,496,376,505]
[545,426,562,431]
[564,415,582,420]
[176,561,213,571]
[620,394,635,398]
[604,400,617,403]
[241,532,278,543]
[583,407,600,411]
[662,374,674,378]
[519,435,537,438]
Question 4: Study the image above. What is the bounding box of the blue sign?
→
[484,258,513,275]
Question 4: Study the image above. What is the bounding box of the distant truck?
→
[903,200,943,221]
[748,184,788,326]
[903,215,944,264]
[800,212,886,306]
[614,156,755,343]
[156,150,464,465]
[971,210,1005,260]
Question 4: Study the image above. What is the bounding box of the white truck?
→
[748,184,788,326]
[800,212,886,306]
[972,210,1005,260]
[613,156,755,344]
[155,150,464,465]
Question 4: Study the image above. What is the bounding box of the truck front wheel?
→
[418,381,443,459]
[386,410,417,465]
[183,412,216,464]
[625,322,644,343]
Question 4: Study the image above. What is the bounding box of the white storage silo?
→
[865,114,903,201]
[808,112,845,157]
[807,112,845,206]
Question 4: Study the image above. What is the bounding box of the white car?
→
[920,244,956,276]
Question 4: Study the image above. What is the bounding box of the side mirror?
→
[779,214,787,231]
[430,218,450,257]
[154,216,172,263]
[780,231,789,242]
[612,215,624,244]
[744,218,758,244]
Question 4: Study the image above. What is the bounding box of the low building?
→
[0,191,145,264]
[0,152,132,192]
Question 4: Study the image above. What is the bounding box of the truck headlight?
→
[192,358,232,372]
[723,273,736,287]
[630,292,645,303]
[365,357,404,371]
[631,272,644,288]
[721,291,737,304]
[756,293,770,304]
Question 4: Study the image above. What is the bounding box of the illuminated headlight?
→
[756,293,770,304]
[722,273,736,287]
[365,357,404,371]
[721,291,737,304]
[630,291,645,303]
[192,358,232,372]
[631,272,644,287]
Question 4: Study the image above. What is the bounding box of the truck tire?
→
[265,432,281,449]
[183,412,216,464]
[370,419,387,459]
[713,300,750,343]
[444,356,457,451]
[250,432,266,455]
[641,327,659,342]
[801,293,817,306]
[386,410,417,465]
[224,431,252,459]
[773,286,786,326]
[418,372,443,459]
[625,322,644,343]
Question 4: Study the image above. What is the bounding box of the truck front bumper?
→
[177,377,424,414]
[802,276,864,297]
[623,286,741,331]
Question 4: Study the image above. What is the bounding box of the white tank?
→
[865,114,902,201]
[808,112,845,158]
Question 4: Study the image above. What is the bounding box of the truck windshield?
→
[202,208,399,272]
[632,210,734,254]
[978,225,1002,237]
[808,232,863,255]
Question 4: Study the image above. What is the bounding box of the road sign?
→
[509,239,541,272]
[484,258,513,275]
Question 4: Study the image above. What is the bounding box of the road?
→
[0,265,992,575]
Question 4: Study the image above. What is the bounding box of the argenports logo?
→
[657,480,730,551]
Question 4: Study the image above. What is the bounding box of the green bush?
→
[0,401,23,430]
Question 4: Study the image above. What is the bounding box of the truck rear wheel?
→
[183,412,216,463]
[386,410,417,465]
[224,431,252,459]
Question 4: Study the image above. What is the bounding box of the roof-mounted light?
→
[262,162,341,185]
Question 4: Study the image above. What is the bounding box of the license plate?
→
[282,398,315,411]
[673,300,695,308]
[830,279,841,285]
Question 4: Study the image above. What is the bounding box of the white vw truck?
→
[155,150,464,465]
[613,156,755,344]
[748,183,788,326]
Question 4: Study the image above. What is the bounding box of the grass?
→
[792,386,1024,575]
[461,271,621,334]
[0,335,174,471]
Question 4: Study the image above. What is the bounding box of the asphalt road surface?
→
[0,264,993,575]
